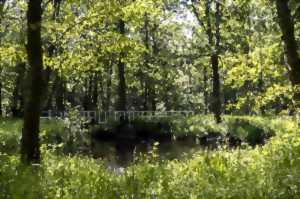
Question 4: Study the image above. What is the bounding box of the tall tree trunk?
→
[55,74,65,112]
[99,71,106,110]
[204,0,221,123]
[21,0,44,164]
[211,53,221,123]
[68,87,76,107]
[105,62,113,111]
[83,73,94,110]
[0,76,2,117]
[143,13,150,111]
[0,0,4,116]
[150,26,159,111]
[83,77,90,110]
[45,86,54,110]
[143,85,149,110]
[192,0,222,122]
[203,65,208,114]
[92,73,99,110]
[150,89,156,111]
[275,0,300,107]
[42,66,53,110]
[211,1,222,123]
[117,20,127,111]
[11,62,26,117]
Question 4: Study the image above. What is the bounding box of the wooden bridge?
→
[41,110,195,124]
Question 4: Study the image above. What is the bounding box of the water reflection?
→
[91,139,202,168]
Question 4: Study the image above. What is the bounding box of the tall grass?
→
[0,116,299,198]
[1,131,300,198]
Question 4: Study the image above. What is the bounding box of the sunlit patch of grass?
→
[0,118,66,154]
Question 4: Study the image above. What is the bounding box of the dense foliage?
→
[0,0,299,115]
[1,0,300,197]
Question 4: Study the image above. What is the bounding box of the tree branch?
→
[190,2,207,33]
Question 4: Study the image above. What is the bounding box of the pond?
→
[91,139,203,169]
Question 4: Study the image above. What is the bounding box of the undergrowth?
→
[0,131,300,198]
[0,116,299,198]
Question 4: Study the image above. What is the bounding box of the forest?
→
[0,0,300,198]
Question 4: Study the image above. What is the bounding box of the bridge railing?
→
[41,110,194,124]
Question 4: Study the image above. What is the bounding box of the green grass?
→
[0,118,66,154]
[1,131,300,198]
[0,116,300,198]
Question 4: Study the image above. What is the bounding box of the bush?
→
[171,115,294,146]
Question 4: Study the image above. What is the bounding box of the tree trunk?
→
[204,0,222,123]
[21,0,44,164]
[275,0,300,105]
[0,0,4,116]
[192,0,222,121]
[150,88,156,111]
[150,26,159,111]
[203,65,208,114]
[211,1,222,123]
[105,62,113,111]
[0,76,2,117]
[11,62,26,117]
[68,87,76,107]
[83,77,90,110]
[117,19,127,111]
[143,83,149,110]
[98,70,105,110]
[45,85,54,110]
[211,53,222,123]
[55,75,65,112]
[43,67,54,110]
[92,73,99,110]
[83,73,94,110]
[143,13,150,111]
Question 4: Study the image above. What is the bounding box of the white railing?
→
[41,110,194,124]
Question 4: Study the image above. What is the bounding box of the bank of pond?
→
[0,115,297,163]
[89,115,280,166]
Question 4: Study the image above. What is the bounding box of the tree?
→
[274,0,300,109]
[191,0,222,122]
[117,19,127,111]
[0,0,7,116]
[21,0,44,163]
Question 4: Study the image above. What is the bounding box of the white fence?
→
[41,110,194,124]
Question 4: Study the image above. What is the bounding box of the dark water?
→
[91,139,202,169]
